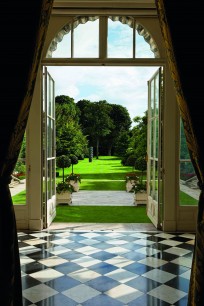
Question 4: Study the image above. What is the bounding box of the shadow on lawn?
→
[98,157,121,161]
[80,173,127,179]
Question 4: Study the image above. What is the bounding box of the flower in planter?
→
[66,173,81,183]
[131,180,147,193]
[56,181,73,194]
[125,173,139,183]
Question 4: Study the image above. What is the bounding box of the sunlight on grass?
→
[56,156,136,191]
[12,190,26,205]
[54,206,151,223]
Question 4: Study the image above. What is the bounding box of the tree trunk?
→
[107,145,112,156]
[96,138,99,159]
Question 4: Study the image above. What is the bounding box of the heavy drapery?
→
[156,1,204,305]
[0,1,53,305]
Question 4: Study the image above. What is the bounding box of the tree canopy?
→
[55,95,88,158]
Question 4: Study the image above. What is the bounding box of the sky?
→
[46,18,159,127]
[47,66,159,127]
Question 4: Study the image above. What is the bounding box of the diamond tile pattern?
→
[18,230,194,305]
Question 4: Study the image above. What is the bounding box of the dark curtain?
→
[0,1,53,305]
[156,1,204,305]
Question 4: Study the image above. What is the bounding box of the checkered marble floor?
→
[18,230,195,306]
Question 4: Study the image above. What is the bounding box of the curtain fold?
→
[0,1,53,305]
[155,1,204,305]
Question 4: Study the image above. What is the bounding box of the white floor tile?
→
[23,284,58,303]
[105,256,134,268]
[105,284,143,303]
[38,256,68,267]
[72,255,101,267]
[62,284,100,303]
[148,284,187,304]
[171,257,192,268]
[142,268,175,283]
[138,257,167,268]
[69,267,101,282]
[30,268,63,282]
[164,247,191,256]
[105,268,138,283]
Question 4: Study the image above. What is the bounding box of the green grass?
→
[12,156,198,211]
[57,156,137,191]
[54,205,151,223]
[12,191,26,204]
[179,191,198,206]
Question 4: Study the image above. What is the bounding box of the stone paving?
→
[72,190,135,206]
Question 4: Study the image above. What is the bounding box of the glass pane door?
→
[147,67,163,229]
[42,67,56,228]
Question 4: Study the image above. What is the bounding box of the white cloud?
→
[47,66,159,126]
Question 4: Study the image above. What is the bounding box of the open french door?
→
[42,66,56,228]
[147,67,163,229]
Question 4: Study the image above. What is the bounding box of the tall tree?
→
[83,100,114,159]
[102,104,132,155]
[55,95,88,158]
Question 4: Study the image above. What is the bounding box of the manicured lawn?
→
[179,191,198,205]
[57,156,138,191]
[54,205,151,223]
[12,157,198,209]
[12,190,26,205]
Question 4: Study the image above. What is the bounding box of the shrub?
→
[125,155,137,166]
[70,154,78,174]
[56,155,71,182]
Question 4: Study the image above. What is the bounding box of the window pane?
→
[12,133,27,205]
[151,119,154,158]
[155,117,159,159]
[108,19,133,58]
[136,32,154,58]
[155,73,159,116]
[52,33,71,58]
[151,80,155,118]
[74,20,99,58]
[179,119,198,206]
[150,160,154,198]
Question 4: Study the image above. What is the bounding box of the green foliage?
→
[19,133,26,159]
[82,100,114,158]
[77,100,132,157]
[134,157,147,172]
[55,95,88,158]
[114,131,130,157]
[56,181,73,194]
[56,155,71,182]
[69,154,78,174]
[56,155,71,169]
[102,104,132,155]
[125,173,139,183]
[122,112,147,169]
[131,181,147,193]
[124,155,137,166]
[14,161,26,174]
[66,173,81,183]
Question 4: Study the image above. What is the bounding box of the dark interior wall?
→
[0,0,43,168]
[163,1,204,157]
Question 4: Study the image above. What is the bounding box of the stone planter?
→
[56,191,72,205]
[126,180,135,192]
[134,191,147,206]
[69,180,80,192]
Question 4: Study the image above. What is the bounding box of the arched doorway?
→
[15,4,197,232]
